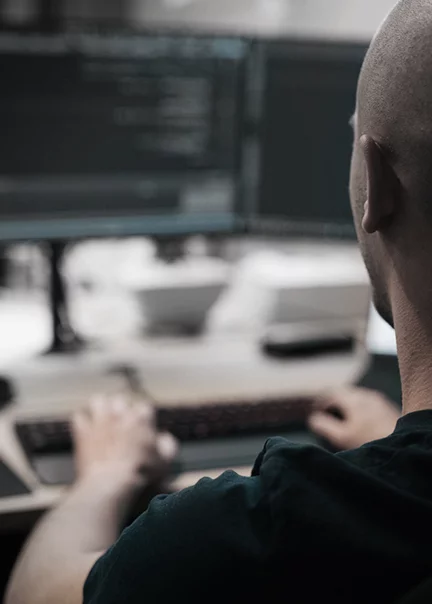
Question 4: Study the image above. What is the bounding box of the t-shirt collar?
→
[395,410,432,433]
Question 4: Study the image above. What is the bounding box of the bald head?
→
[358,0,432,202]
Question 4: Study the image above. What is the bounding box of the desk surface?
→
[0,330,367,524]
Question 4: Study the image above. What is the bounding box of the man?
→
[7,0,432,602]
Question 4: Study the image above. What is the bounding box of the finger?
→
[111,395,129,415]
[157,432,178,463]
[130,403,156,432]
[308,411,347,448]
[312,394,344,415]
[71,410,89,438]
[311,394,334,411]
[129,393,152,407]
[89,395,107,419]
[315,388,357,414]
[137,402,155,421]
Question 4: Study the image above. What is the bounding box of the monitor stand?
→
[45,241,84,355]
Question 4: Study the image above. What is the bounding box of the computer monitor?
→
[249,39,367,239]
[0,29,249,352]
[0,30,249,241]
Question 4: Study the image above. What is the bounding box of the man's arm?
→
[6,472,134,604]
[5,396,177,604]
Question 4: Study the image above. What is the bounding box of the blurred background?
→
[0,0,398,36]
[0,0,399,356]
[0,0,400,596]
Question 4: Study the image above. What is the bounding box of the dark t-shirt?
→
[84,411,432,604]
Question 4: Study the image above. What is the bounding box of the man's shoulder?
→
[135,437,375,545]
[143,436,381,523]
[84,436,420,603]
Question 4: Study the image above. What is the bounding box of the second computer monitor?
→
[250,39,367,239]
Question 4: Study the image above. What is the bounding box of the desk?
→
[0,330,367,527]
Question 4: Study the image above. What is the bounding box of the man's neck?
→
[394,299,432,415]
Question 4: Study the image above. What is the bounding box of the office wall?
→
[132,0,399,40]
[0,1,400,39]
[3,1,399,40]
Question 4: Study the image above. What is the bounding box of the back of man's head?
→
[350,0,432,334]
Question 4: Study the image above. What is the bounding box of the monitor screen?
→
[249,40,367,239]
[0,31,248,240]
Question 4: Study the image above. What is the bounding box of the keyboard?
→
[15,396,317,485]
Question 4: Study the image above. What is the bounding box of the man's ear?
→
[360,135,396,234]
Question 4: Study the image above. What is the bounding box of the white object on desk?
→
[267,249,370,325]
[63,238,157,289]
[366,304,397,356]
[0,297,51,366]
[209,244,370,333]
[123,258,229,332]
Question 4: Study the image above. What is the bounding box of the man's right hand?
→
[72,395,178,490]
[308,387,400,450]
